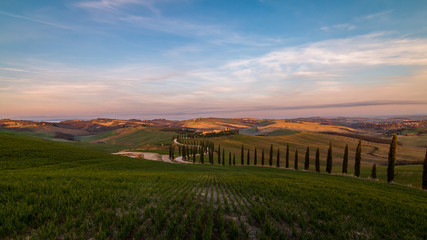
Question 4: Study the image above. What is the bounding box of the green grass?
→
[1,133,426,239]
[0,129,69,142]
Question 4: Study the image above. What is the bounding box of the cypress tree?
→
[200,148,204,164]
[269,144,273,166]
[261,148,265,166]
[169,145,172,159]
[241,145,244,165]
[286,144,290,168]
[229,152,232,165]
[254,148,257,166]
[218,145,221,164]
[304,147,310,170]
[171,145,175,160]
[315,147,320,172]
[182,146,186,160]
[423,149,427,190]
[294,149,298,170]
[233,154,236,165]
[387,134,398,183]
[276,148,280,168]
[222,149,225,166]
[342,144,348,174]
[193,147,196,163]
[371,164,377,179]
[247,149,250,165]
[355,139,362,177]
[326,141,333,174]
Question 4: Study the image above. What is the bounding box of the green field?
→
[1,133,426,239]
[72,127,176,153]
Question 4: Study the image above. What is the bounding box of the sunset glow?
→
[1,1,427,120]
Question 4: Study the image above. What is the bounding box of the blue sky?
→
[1,0,427,120]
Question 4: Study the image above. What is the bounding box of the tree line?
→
[173,135,427,189]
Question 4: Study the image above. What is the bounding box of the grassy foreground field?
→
[1,133,427,239]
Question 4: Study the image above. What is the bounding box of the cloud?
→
[358,10,394,21]
[76,0,159,14]
[321,24,356,32]
[0,10,74,30]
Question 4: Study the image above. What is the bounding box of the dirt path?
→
[113,151,194,164]
[112,151,173,163]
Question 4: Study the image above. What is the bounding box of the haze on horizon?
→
[1,0,427,120]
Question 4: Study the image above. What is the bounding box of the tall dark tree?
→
[286,144,290,168]
[269,144,273,166]
[171,145,175,160]
[342,144,349,174]
[254,148,258,166]
[233,154,236,166]
[222,149,225,165]
[169,145,172,159]
[218,145,221,164]
[355,139,362,177]
[304,147,310,170]
[315,147,320,172]
[276,148,280,168]
[423,149,427,190]
[371,164,377,179]
[247,149,250,165]
[193,146,196,163]
[241,145,244,165]
[387,134,398,183]
[326,141,333,174]
[261,148,265,166]
[229,152,232,166]
[294,149,298,170]
[200,148,204,164]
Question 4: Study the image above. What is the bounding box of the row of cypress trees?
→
[176,134,427,188]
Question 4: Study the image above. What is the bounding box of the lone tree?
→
[261,148,265,166]
[229,152,232,165]
[326,141,333,173]
[276,148,280,168]
[423,149,427,189]
[241,145,244,165]
[355,139,362,177]
[342,144,348,174]
[233,154,236,165]
[387,134,398,183]
[247,149,250,165]
[371,164,377,179]
[286,144,290,168]
[315,147,320,172]
[269,144,273,166]
[304,147,310,170]
[294,149,298,170]
[254,148,257,166]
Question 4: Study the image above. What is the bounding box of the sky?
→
[1,0,427,120]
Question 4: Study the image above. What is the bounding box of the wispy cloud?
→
[358,10,394,21]
[321,23,356,32]
[76,0,160,14]
[0,10,74,30]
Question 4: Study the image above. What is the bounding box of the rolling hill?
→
[0,133,426,239]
